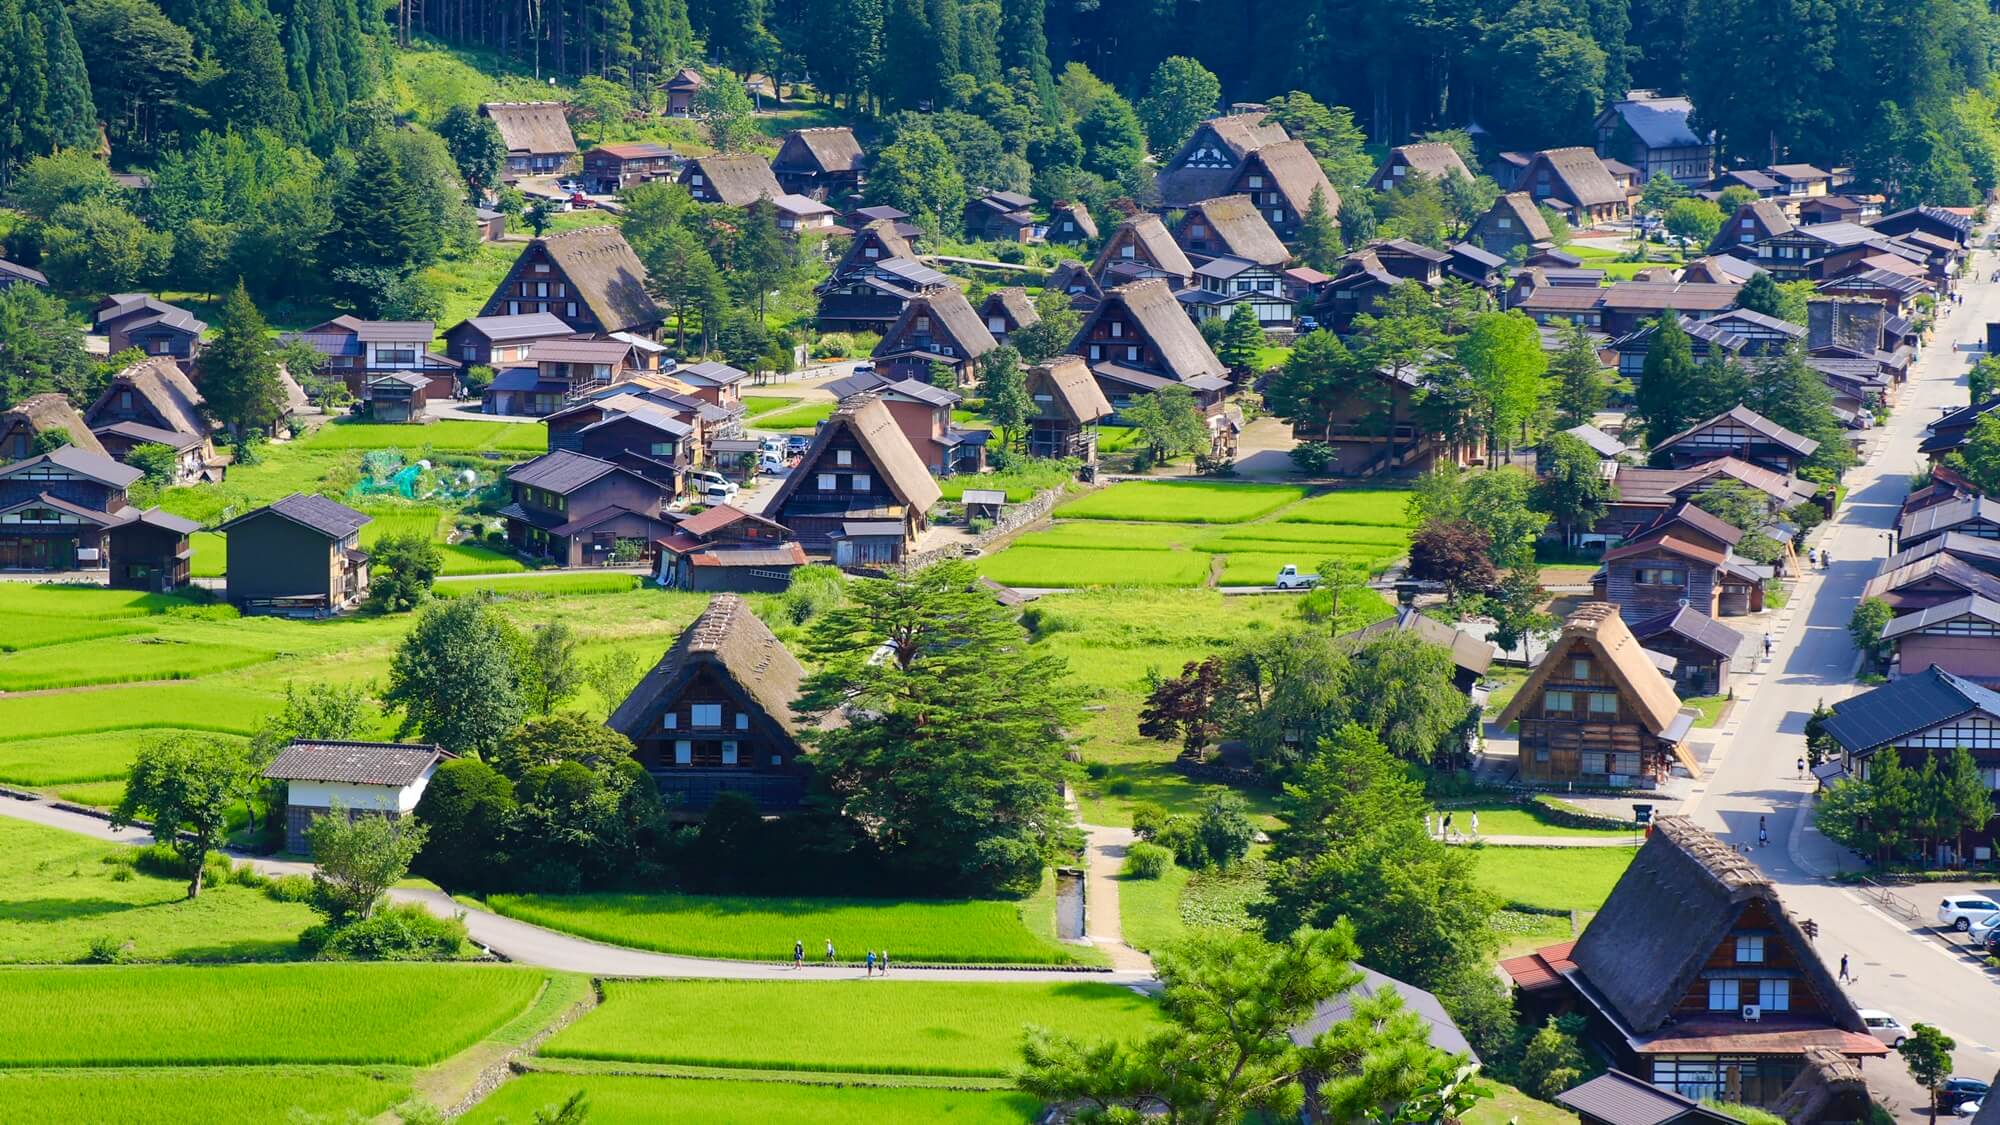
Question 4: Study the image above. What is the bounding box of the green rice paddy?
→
[296,419,548,452]
[463,1072,1040,1124]
[1471,846,1637,913]
[0,1066,415,1125]
[1053,480,1309,523]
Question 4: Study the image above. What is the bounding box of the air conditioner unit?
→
[1741,1005,1762,1023]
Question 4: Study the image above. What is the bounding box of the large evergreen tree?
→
[324,137,428,274]
[1634,312,1699,451]
[199,281,284,436]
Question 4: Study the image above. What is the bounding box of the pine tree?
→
[32,0,98,154]
[730,197,789,317]
[206,3,301,139]
[1296,184,1342,271]
[200,281,284,437]
[1216,304,1267,376]
[325,137,426,273]
[1634,313,1697,451]
[1549,321,1607,427]
[996,0,1052,108]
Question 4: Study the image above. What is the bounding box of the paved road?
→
[0,792,1154,985]
[1681,244,2000,1099]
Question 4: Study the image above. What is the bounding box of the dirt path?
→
[1080,823,1155,973]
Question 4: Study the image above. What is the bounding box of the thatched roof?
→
[773,127,864,175]
[1372,142,1473,190]
[607,594,806,742]
[1528,147,1628,208]
[1,393,105,456]
[875,286,998,363]
[1156,114,1291,206]
[537,226,662,334]
[480,102,577,157]
[1091,214,1194,283]
[1179,195,1290,266]
[1769,1047,1873,1125]
[1028,356,1112,424]
[1482,193,1553,241]
[1496,603,1687,736]
[1570,815,1864,1038]
[684,154,782,207]
[1250,139,1339,217]
[88,356,207,438]
[1082,278,1228,384]
[979,287,1038,332]
[764,394,942,517]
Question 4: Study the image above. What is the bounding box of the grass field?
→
[0,1066,415,1124]
[1118,864,1192,953]
[938,460,1079,503]
[742,394,807,417]
[483,893,1090,965]
[976,544,1214,587]
[1054,481,1309,523]
[0,964,543,1066]
[434,573,645,599]
[1471,846,1636,913]
[752,401,838,432]
[0,817,312,964]
[541,979,1163,1077]
[465,1072,1040,1124]
[0,729,242,787]
[1442,805,1636,839]
[0,611,155,652]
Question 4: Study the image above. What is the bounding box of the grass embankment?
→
[482,892,1095,965]
[0,964,544,1067]
[540,979,1163,1078]
[463,1072,1041,1124]
[1439,805,1635,839]
[0,819,312,964]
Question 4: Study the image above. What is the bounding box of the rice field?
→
[1274,489,1418,527]
[0,683,277,742]
[0,636,282,692]
[0,611,155,652]
[541,980,1164,1077]
[0,964,544,1066]
[434,573,644,599]
[1471,846,1637,913]
[482,893,1093,964]
[463,1073,1040,1124]
[0,1067,415,1125]
[297,419,548,452]
[1053,481,1309,523]
[0,818,311,964]
[975,545,1213,588]
[0,586,194,618]
[0,729,244,787]
[753,401,837,432]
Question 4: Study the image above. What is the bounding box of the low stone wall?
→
[897,485,1070,572]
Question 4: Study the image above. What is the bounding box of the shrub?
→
[1020,605,1075,636]
[265,874,314,903]
[1084,761,1111,781]
[1122,841,1173,879]
[1290,441,1334,474]
[1106,777,1135,796]
[1196,792,1255,869]
[81,935,132,964]
[812,333,855,359]
[1152,815,1209,869]
[132,843,183,879]
[300,903,469,961]
[777,564,843,624]
[1129,802,1169,840]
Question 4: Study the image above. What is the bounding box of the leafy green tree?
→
[1665,197,1724,257]
[1021,924,1478,1123]
[1348,631,1473,766]
[411,758,517,892]
[113,733,248,898]
[693,71,755,152]
[977,345,1027,451]
[383,598,525,757]
[1640,172,1686,218]
[69,0,197,159]
[497,713,636,780]
[1716,185,1760,212]
[1258,724,1498,989]
[796,561,1079,895]
[522,621,583,717]
[200,282,285,437]
[125,442,179,487]
[1196,791,1255,869]
[305,805,427,922]
[642,225,724,353]
[1480,9,1606,148]
[1549,321,1608,427]
[1456,310,1546,459]
[1123,383,1210,465]
[10,149,116,219]
[37,198,172,294]
[367,531,443,612]
[1488,563,1556,658]
[731,197,790,317]
[1011,288,1081,363]
[1296,184,1342,271]
[1533,433,1611,549]
[1265,92,1374,192]
[1518,1016,1588,1100]
[1849,597,1894,659]
[1266,330,1374,443]
[1135,55,1220,154]
[1076,88,1147,185]
[1634,313,1699,449]
[1902,1024,1956,1124]
[0,284,94,407]
[1462,467,1549,571]
[870,125,966,234]
[435,104,506,194]
[1747,344,1855,476]
[1737,272,1786,319]
[1215,303,1267,375]
[571,76,634,145]
[1945,746,1992,864]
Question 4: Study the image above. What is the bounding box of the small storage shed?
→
[261,740,454,854]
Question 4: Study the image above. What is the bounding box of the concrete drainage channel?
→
[1055,867,1086,942]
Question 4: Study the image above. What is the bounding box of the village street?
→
[1683,236,2000,1096]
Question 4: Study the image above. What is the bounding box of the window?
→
[1589,692,1617,715]
[1572,658,1590,680]
[1248,174,1264,188]
[1126,346,1139,362]
[691,703,722,727]
[721,741,739,765]
[1737,935,1766,963]
[1635,566,1683,587]
[1544,691,1574,716]
[916,316,931,331]
[1497,217,1511,229]
[836,449,852,466]
[1758,979,1789,1010]
[770,753,784,765]
[1089,344,1102,360]
[864,247,880,259]
[1110,321,1123,337]
[1272,210,1284,224]
[691,173,704,185]
[853,474,871,491]
[1708,979,1740,1010]
[735,713,749,730]
[1120,243,1135,258]
[674,740,692,765]
[649,442,675,457]
[818,473,836,491]
[663,712,677,730]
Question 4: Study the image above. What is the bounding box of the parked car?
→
[785,435,811,456]
[1859,1009,1911,1048]
[758,451,788,474]
[1967,912,2000,943]
[557,179,583,193]
[700,481,734,505]
[1942,1078,1989,1107]
[1938,896,2000,930]
[686,469,737,498]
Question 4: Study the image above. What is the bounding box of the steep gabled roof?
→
[1374,142,1472,188]
[831,219,917,278]
[979,287,1039,332]
[765,394,942,517]
[1481,192,1553,241]
[608,594,805,741]
[1247,139,1339,217]
[1653,405,1818,458]
[480,102,577,156]
[1030,356,1113,424]
[87,356,208,439]
[1,394,105,456]
[1571,815,1860,1036]
[534,226,662,333]
[1156,114,1291,206]
[1178,195,1290,267]
[218,492,369,539]
[1529,147,1627,208]
[772,127,863,174]
[874,286,998,363]
[684,154,782,207]
[1606,94,1707,150]
[1496,603,1687,736]
[1078,279,1228,385]
[1091,213,1195,283]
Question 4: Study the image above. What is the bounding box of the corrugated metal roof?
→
[262,740,450,786]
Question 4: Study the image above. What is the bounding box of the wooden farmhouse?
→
[1497,603,1702,788]
[485,337,641,417]
[262,740,454,853]
[869,286,998,387]
[1504,817,1886,1108]
[1879,596,2000,684]
[1047,201,1098,244]
[1025,356,1114,464]
[664,67,704,115]
[977,287,1039,346]
[581,142,676,195]
[1627,605,1745,697]
[544,392,695,495]
[654,505,805,593]
[1594,503,1769,619]
[771,127,865,200]
[94,295,205,362]
[1594,92,1714,185]
[1366,142,1473,193]
[1340,606,1496,694]
[1155,113,1291,209]
[1467,192,1553,259]
[442,312,577,369]
[0,394,105,462]
[480,102,577,178]
[1650,406,1819,474]
[1520,147,1631,224]
[609,594,811,814]
[480,227,662,337]
[1091,213,1196,289]
[823,368,990,476]
[499,449,676,567]
[964,189,1039,242]
[288,317,460,400]
[1822,667,2000,853]
[84,357,215,484]
[815,220,947,334]
[1861,548,2000,613]
[0,258,47,290]
[678,153,782,208]
[218,493,371,615]
[1901,494,2000,552]
[763,393,942,565]
[1071,278,1232,421]
[0,446,141,571]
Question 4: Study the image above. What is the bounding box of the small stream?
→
[1055,868,1085,940]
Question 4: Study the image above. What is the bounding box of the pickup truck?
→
[1274,565,1321,590]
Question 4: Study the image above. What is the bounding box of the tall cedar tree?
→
[1635,311,1698,451]
[200,281,285,436]
[642,225,723,353]
[1296,184,1342,270]
[0,0,99,174]
[1747,343,1856,475]
[326,137,429,273]
[1215,302,1267,375]
[1265,329,1376,441]
[795,561,1080,895]
[1549,321,1608,426]
[730,197,789,316]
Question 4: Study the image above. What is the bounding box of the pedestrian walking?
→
[1442,812,1455,842]
[1470,811,1480,838]
[1759,815,1768,847]
[1839,953,1851,983]
[1822,549,1831,570]
[881,948,889,974]
[1807,547,1817,568]
[1763,632,1773,658]
[825,938,835,965]
[866,950,875,976]
[1796,756,1806,779]
[794,939,804,969]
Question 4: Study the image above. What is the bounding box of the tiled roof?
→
[1821,665,2000,753]
[262,740,451,786]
